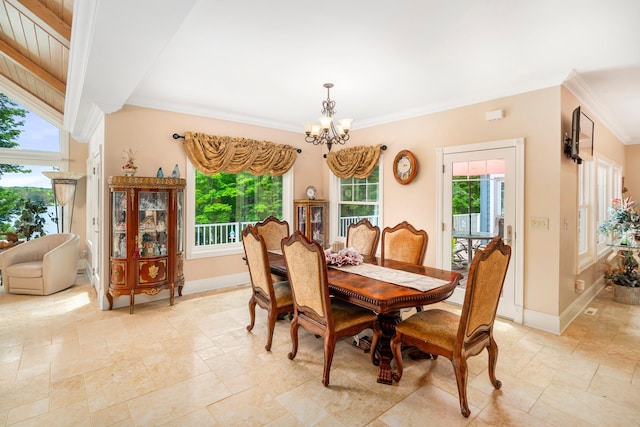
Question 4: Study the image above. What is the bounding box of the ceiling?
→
[2,1,640,146]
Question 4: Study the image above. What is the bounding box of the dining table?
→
[267,252,462,384]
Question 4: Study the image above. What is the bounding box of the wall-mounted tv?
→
[563,106,594,164]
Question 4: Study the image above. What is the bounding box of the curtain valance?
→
[326,144,384,178]
[183,131,298,176]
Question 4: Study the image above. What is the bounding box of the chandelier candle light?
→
[304,83,352,151]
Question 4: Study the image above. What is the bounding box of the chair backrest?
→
[281,231,331,327]
[255,215,289,251]
[381,221,428,265]
[242,225,275,301]
[346,219,380,257]
[458,236,511,343]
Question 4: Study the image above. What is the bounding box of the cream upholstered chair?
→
[254,215,289,251]
[282,231,377,387]
[242,225,293,351]
[390,236,511,417]
[346,218,380,257]
[381,221,428,265]
[0,233,80,295]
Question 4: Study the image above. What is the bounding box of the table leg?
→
[374,311,402,385]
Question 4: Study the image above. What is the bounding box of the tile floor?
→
[1,274,639,426]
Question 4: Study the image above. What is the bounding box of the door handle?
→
[505,225,513,245]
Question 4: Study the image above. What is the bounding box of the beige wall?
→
[94,85,627,326]
[103,105,323,283]
[624,145,640,198]
[68,135,88,253]
[354,87,562,316]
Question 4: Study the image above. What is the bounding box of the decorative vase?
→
[122,167,137,177]
[613,284,640,305]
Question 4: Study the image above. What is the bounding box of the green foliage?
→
[0,187,22,231]
[605,250,640,288]
[195,170,282,224]
[14,198,48,240]
[452,178,481,215]
[0,93,30,178]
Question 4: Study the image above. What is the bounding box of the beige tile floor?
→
[1,274,639,426]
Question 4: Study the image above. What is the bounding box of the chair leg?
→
[246,296,256,332]
[486,337,502,389]
[288,318,299,360]
[452,356,471,418]
[322,335,336,387]
[265,310,277,351]
[390,333,403,381]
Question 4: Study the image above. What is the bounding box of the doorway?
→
[436,138,524,322]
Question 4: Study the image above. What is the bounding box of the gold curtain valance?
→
[183,132,298,176]
[326,144,383,178]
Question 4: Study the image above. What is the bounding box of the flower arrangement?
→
[598,197,640,241]
[122,149,138,175]
[605,250,640,288]
[324,247,364,267]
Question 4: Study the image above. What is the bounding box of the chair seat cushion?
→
[395,308,459,351]
[273,280,293,308]
[331,298,377,331]
[5,261,43,278]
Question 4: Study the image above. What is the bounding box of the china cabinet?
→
[294,199,329,248]
[108,176,186,313]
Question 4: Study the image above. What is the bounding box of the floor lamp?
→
[42,171,85,233]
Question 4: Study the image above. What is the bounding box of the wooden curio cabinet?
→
[108,176,186,313]
[294,199,329,248]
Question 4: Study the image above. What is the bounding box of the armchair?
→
[0,233,80,295]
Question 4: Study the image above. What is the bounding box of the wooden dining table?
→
[267,252,462,384]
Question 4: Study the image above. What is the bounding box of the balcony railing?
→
[338,215,379,238]
[195,221,255,246]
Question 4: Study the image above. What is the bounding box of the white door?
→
[437,139,523,321]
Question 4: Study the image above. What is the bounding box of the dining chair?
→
[390,236,511,417]
[381,221,428,265]
[242,225,293,351]
[281,231,378,387]
[254,215,289,251]
[346,218,380,257]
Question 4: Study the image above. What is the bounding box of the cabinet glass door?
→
[310,205,324,246]
[177,189,184,253]
[138,191,168,258]
[112,191,127,258]
[297,205,307,235]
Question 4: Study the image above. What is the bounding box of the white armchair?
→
[0,233,80,295]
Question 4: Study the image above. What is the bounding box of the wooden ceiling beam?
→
[0,38,65,94]
[5,0,71,47]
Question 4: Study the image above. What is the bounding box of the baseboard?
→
[523,278,606,335]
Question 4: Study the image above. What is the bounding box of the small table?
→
[268,253,461,384]
[452,231,496,265]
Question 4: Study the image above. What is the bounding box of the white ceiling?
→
[65,0,640,144]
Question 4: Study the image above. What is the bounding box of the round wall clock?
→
[393,150,418,185]
[306,185,317,200]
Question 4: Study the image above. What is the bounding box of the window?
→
[577,153,621,272]
[331,164,382,241]
[186,162,293,258]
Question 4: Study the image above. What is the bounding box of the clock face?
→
[393,150,417,185]
[306,185,317,199]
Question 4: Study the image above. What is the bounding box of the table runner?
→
[330,263,450,292]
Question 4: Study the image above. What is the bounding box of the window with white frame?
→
[578,153,621,272]
[331,164,382,241]
[186,162,293,258]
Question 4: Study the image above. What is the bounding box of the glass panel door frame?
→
[435,137,525,323]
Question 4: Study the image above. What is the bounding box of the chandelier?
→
[304,83,352,151]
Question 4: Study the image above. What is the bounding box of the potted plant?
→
[600,197,640,305]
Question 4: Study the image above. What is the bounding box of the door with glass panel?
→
[441,143,520,320]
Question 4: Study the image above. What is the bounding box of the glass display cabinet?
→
[294,199,329,248]
[108,176,186,313]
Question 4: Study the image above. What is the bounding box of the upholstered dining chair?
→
[346,218,380,257]
[390,236,511,418]
[381,221,428,265]
[242,225,293,351]
[254,215,289,251]
[281,231,378,387]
